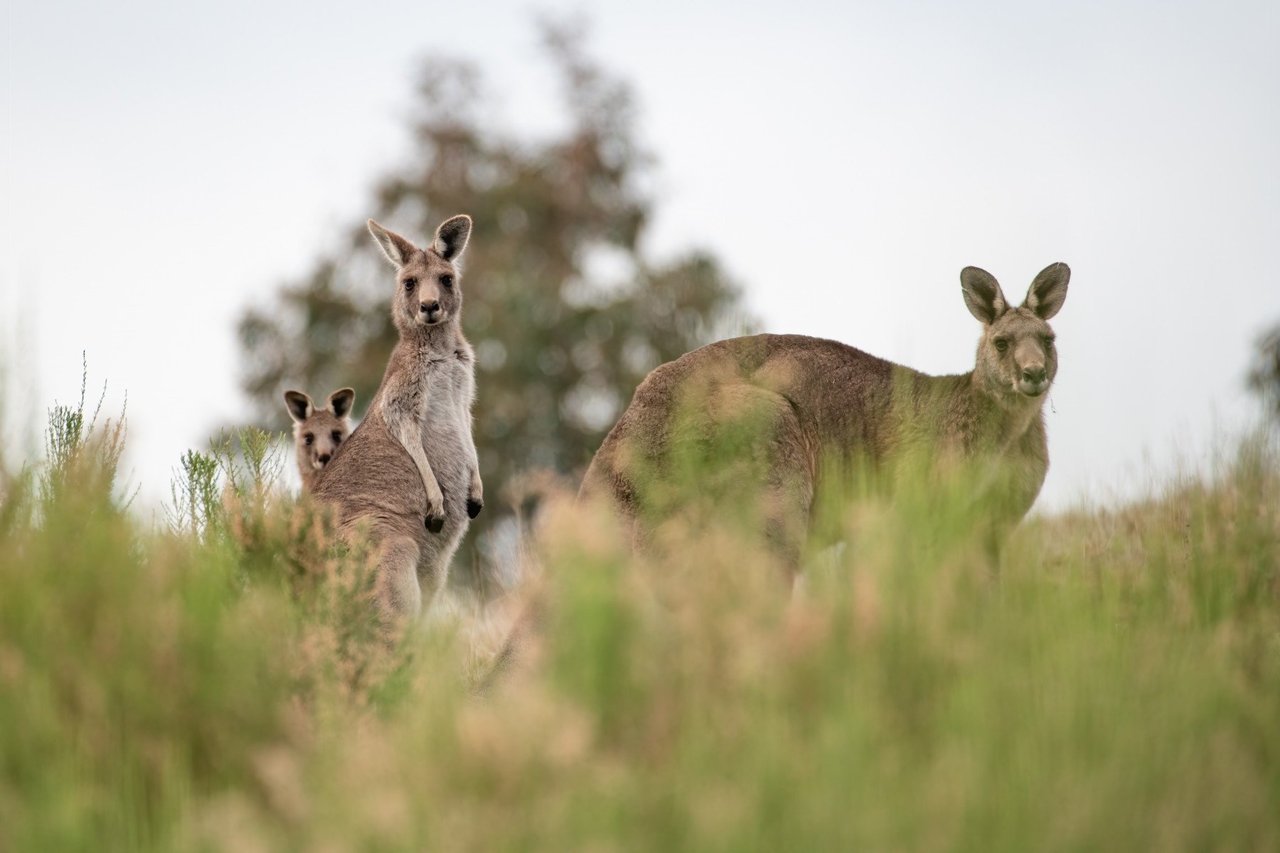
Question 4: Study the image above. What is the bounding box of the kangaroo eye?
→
[440,274,454,289]
[403,278,417,292]
[304,433,314,446]
[994,338,1009,353]
[1044,337,1055,348]
[331,431,342,444]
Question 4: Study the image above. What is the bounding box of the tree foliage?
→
[237,21,752,591]
[1248,323,1280,419]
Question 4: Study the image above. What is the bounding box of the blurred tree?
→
[1248,323,1280,419]
[237,20,753,593]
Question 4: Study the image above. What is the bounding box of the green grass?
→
[1,381,1277,851]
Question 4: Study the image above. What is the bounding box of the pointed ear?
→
[433,214,472,261]
[1022,262,1070,320]
[960,266,1009,325]
[327,387,356,420]
[284,390,313,423]
[367,219,418,267]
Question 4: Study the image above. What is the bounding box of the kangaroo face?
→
[396,250,461,331]
[284,388,356,475]
[297,409,349,470]
[366,216,473,335]
[979,308,1057,398]
[961,263,1070,403]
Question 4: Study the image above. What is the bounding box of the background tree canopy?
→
[237,21,754,593]
[1249,323,1280,419]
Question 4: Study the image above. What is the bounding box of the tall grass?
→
[1,379,1277,850]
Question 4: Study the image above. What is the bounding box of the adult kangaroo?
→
[312,215,482,626]
[580,263,1070,573]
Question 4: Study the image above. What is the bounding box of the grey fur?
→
[284,388,355,492]
[312,216,482,627]
[580,262,1071,574]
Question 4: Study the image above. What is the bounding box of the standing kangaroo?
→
[284,388,356,491]
[312,215,483,624]
[580,263,1070,572]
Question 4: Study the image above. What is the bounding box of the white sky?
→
[3,0,1277,516]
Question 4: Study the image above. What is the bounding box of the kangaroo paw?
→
[425,512,445,534]
[466,497,484,519]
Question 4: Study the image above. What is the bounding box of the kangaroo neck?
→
[964,370,1045,450]
[403,319,461,360]
[297,460,316,492]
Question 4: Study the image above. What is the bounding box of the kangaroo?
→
[311,215,483,625]
[580,262,1070,573]
[283,388,356,491]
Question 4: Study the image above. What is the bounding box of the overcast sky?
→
[3,0,1277,516]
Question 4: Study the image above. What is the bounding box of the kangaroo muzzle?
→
[1017,362,1049,396]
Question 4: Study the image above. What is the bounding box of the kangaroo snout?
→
[317,452,332,464]
[421,300,442,322]
[1019,363,1049,396]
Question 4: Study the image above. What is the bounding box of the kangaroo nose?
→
[317,453,331,464]
[1022,366,1047,385]
[421,300,440,314]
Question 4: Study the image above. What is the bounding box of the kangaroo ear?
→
[284,390,313,423]
[960,266,1009,325]
[1022,262,1070,320]
[367,219,418,267]
[327,387,356,420]
[433,214,472,261]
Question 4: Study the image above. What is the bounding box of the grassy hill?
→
[2,390,1276,851]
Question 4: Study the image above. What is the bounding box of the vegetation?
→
[237,21,752,593]
[3,371,1277,851]
[1249,322,1280,419]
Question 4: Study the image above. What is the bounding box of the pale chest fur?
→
[377,342,474,422]
[367,337,477,515]
[417,346,476,440]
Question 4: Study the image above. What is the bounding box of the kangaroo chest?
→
[415,351,474,439]
[424,356,471,414]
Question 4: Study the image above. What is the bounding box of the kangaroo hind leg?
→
[375,533,423,638]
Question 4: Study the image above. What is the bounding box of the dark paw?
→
[425,513,445,534]
[466,497,483,519]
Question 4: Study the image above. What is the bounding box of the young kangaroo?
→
[311,215,482,625]
[284,388,356,491]
[580,263,1070,573]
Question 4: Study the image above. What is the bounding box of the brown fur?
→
[580,263,1070,574]
[312,216,482,629]
[284,388,355,491]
